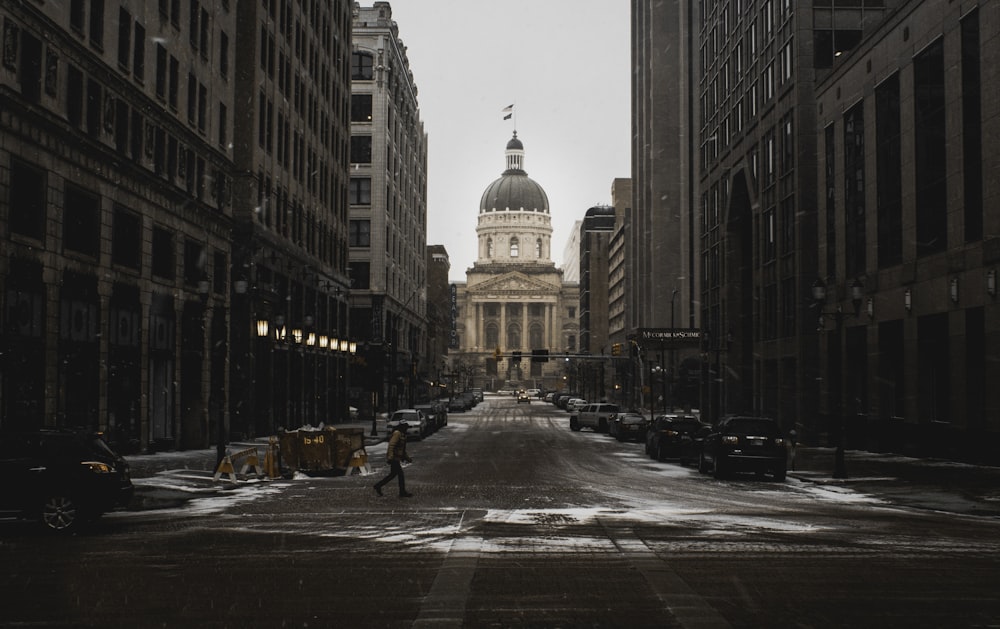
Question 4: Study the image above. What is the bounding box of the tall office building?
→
[350,2,428,413]
[1,1,236,450]
[814,1,1000,461]
[230,0,354,438]
[629,1,703,416]
[694,1,894,433]
[579,206,615,400]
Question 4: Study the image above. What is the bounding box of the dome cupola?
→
[479,132,549,214]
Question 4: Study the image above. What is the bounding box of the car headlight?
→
[774,438,785,446]
[722,435,739,445]
[82,461,113,474]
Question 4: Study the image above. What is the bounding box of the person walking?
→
[374,421,413,498]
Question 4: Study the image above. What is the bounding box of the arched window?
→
[510,237,519,258]
[529,324,543,349]
[506,325,521,350]
[487,238,494,258]
[535,238,542,258]
[485,323,499,348]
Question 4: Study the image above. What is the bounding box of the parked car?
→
[447,396,469,412]
[387,409,428,439]
[468,388,484,404]
[413,403,446,433]
[517,390,531,403]
[699,416,788,480]
[0,428,134,533]
[555,393,579,409]
[609,412,649,442]
[645,414,708,464]
[544,392,556,403]
[571,403,619,432]
[565,398,589,413]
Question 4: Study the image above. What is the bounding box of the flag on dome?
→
[502,104,514,120]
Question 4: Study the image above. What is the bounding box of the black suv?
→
[699,416,788,481]
[645,414,708,464]
[0,429,134,532]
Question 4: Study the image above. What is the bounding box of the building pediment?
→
[469,271,560,296]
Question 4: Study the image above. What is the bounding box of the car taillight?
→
[722,435,739,444]
[665,430,678,437]
[82,461,113,474]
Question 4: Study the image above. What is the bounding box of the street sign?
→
[638,328,702,342]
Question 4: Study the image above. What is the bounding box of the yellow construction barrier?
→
[213,446,264,482]
[345,448,371,476]
[262,436,281,478]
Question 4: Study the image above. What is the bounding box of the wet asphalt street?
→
[3,395,1000,628]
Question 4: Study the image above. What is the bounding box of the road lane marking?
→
[413,512,482,628]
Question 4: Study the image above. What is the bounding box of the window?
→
[876,74,902,267]
[152,226,175,279]
[349,220,371,247]
[535,238,542,258]
[487,238,494,258]
[9,159,46,241]
[117,8,131,69]
[219,31,229,79]
[350,135,371,163]
[914,39,947,256]
[155,44,166,99]
[349,262,370,289]
[112,205,141,270]
[510,237,519,258]
[351,52,373,80]
[349,177,371,204]
[962,9,983,243]
[351,94,372,122]
[19,31,42,103]
[63,183,100,258]
[183,241,204,286]
[213,252,227,295]
[89,0,105,50]
[844,102,865,277]
[133,22,145,82]
[168,56,178,109]
[218,103,227,148]
[70,0,85,33]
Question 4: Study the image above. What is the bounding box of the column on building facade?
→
[546,303,555,351]
[499,300,506,350]
[473,301,481,350]
[521,299,528,351]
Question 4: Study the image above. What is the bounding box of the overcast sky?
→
[385,0,632,281]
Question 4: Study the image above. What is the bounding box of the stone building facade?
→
[814,0,1000,461]
[349,2,428,414]
[1,0,354,451]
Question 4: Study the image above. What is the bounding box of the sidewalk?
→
[788,446,1000,517]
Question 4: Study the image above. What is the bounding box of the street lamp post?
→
[670,289,678,410]
[812,277,863,480]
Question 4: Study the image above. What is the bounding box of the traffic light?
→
[531,349,549,363]
[611,343,621,356]
[512,351,522,365]
[494,346,502,360]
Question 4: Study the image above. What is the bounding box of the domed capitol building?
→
[450,133,579,391]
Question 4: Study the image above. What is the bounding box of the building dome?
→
[479,132,549,214]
